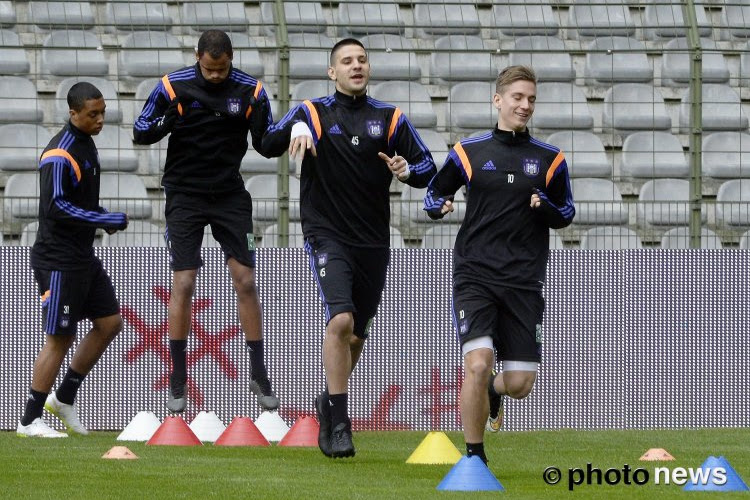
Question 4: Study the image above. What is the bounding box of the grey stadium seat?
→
[370,81,437,129]
[20,221,39,247]
[680,84,748,133]
[431,35,495,83]
[620,131,688,178]
[119,31,185,78]
[291,80,336,107]
[417,129,449,169]
[362,34,420,81]
[395,185,465,233]
[29,2,95,30]
[288,34,334,80]
[530,82,594,131]
[661,38,729,87]
[3,173,39,223]
[702,132,750,178]
[227,33,265,79]
[0,30,30,75]
[584,37,653,85]
[244,175,301,223]
[0,77,43,123]
[740,41,750,85]
[260,1,326,36]
[105,2,172,32]
[660,227,722,249]
[642,1,712,40]
[0,124,52,171]
[100,173,152,219]
[740,230,750,249]
[0,1,15,28]
[338,1,404,36]
[181,2,248,32]
[579,226,643,250]
[390,226,406,249]
[56,77,122,124]
[567,1,635,39]
[94,126,138,172]
[448,81,495,130]
[420,224,461,249]
[602,83,671,136]
[491,1,559,37]
[550,228,564,249]
[570,178,628,225]
[638,179,704,226]
[101,220,164,247]
[716,179,750,227]
[721,0,750,40]
[509,36,575,82]
[42,31,109,77]
[241,150,280,175]
[545,131,611,178]
[414,3,480,37]
[260,222,305,248]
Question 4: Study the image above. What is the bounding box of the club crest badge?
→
[366,120,384,138]
[523,158,541,177]
[227,98,242,115]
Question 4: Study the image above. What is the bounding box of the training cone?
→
[684,456,750,492]
[215,417,270,447]
[278,416,318,447]
[437,456,505,491]
[117,411,161,442]
[254,411,290,442]
[406,431,462,464]
[639,448,675,461]
[102,446,138,460]
[146,416,202,446]
[189,411,226,443]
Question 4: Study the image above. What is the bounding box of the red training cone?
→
[215,417,270,447]
[278,416,319,447]
[146,416,202,446]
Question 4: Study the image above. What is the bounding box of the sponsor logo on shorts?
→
[247,233,255,251]
[459,319,469,334]
[535,323,543,343]
[317,253,328,267]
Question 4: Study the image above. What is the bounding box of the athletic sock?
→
[466,442,488,464]
[55,367,85,405]
[329,393,349,428]
[488,374,502,419]
[245,340,267,380]
[21,389,48,426]
[169,339,188,382]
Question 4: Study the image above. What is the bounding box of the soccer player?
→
[18,82,129,437]
[133,30,278,413]
[262,39,437,458]
[423,65,575,464]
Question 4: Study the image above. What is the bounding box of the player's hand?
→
[160,98,180,132]
[289,134,316,160]
[378,152,410,180]
[107,213,129,233]
[530,190,542,209]
[441,199,454,215]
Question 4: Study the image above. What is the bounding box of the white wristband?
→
[290,121,313,140]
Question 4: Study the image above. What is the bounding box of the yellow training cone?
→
[406,431,462,464]
[639,448,675,461]
[102,446,139,460]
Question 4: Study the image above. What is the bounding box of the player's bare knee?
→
[505,378,535,399]
[327,313,354,338]
[232,273,258,298]
[463,356,493,382]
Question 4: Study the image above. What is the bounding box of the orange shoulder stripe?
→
[246,81,264,119]
[160,75,184,116]
[546,151,565,187]
[387,107,403,144]
[454,142,473,182]
[40,148,81,182]
[40,290,51,303]
[302,100,322,139]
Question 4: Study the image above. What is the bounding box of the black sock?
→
[329,393,348,428]
[169,339,187,381]
[467,442,488,464]
[55,367,85,405]
[21,389,48,426]
[245,340,267,380]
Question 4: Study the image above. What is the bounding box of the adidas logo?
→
[328,123,342,135]
[482,160,496,171]
[190,100,201,108]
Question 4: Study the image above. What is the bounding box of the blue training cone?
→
[436,455,505,491]
[683,456,750,492]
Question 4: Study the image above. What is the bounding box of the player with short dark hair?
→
[424,65,575,464]
[262,38,437,458]
[133,29,278,413]
[18,82,129,437]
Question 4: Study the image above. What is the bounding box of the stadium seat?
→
[0,124,51,171]
[390,225,406,249]
[105,2,172,32]
[529,82,594,131]
[100,220,164,247]
[420,224,461,249]
[100,173,152,219]
[417,129,449,169]
[679,84,748,133]
[740,41,750,86]
[509,36,575,82]
[620,131,688,178]
[661,38,730,86]
[716,179,750,227]
[29,1,95,30]
[638,179,704,226]
[260,1,326,36]
[181,2,248,32]
[491,1,559,37]
[0,30,30,75]
[361,34,420,81]
[584,37,653,85]
[430,35,495,83]
[0,76,43,123]
[240,137,283,174]
[702,132,750,178]
[448,81,495,130]
[244,174,301,223]
[42,31,108,77]
[337,1,404,36]
[642,1,712,40]
[602,83,671,136]
[721,0,750,39]
[740,229,750,249]
[579,226,643,249]
[567,1,635,39]
[56,77,122,124]
[119,31,185,78]
[260,222,305,248]
[288,34,335,80]
[0,1,15,28]
[95,126,138,172]
[570,178,628,225]
[414,3,480,37]
[20,221,39,247]
[202,227,221,248]
[3,173,39,223]
[227,33,265,79]
[545,131,611,178]
[660,227,722,249]
[549,228,564,249]
[291,80,336,107]
[370,81,437,129]
[394,185,465,234]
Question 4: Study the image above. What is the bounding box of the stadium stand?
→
[42,30,109,77]
[417,129,449,169]
[420,224,461,249]
[260,222,305,248]
[181,2,248,33]
[104,2,173,32]
[602,83,671,136]
[3,173,40,223]
[291,79,336,106]
[509,36,575,82]
[0,1,15,28]
[260,1,327,36]
[226,33,265,79]
[584,37,653,85]
[491,1,559,37]
[702,132,750,178]
[370,81,438,128]
[638,179,704,227]
[661,38,730,87]
[55,77,122,124]
[447,81,496,130]
[679,84,749,133]
[567,1,635,39]
[337,1,405,36]
[95,126,139,173]
[546,131,611,178]
[642,0,712,40]
[244,174,301,225]
[118,31,185,78]
[0,124,52,172]
[414,2,480,37]
[570,178,628,225]
[721,0,750,40]
[620,131,689,179]
[28,1,96,31]
[0,77,43,123]
[661,227,723,249]
[430,35,496,83]
[530,82,594,131]
[362,34,421,82]
[19,221,39,247]
[288,33,335,80]
[579,226,643,250]
[100,220,164,247]
[716,179,750,227]
[100,173,152,219]
[0,30,30,75]
[741,230,750,249]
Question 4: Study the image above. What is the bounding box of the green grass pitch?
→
[2,428,749,499]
